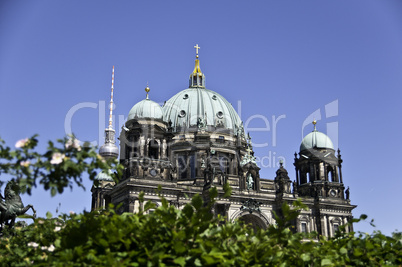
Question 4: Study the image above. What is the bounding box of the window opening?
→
[301,222,307,233]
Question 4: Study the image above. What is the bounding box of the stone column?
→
[338,165,343,184]
[322,215,328,237]
[140,136,145,156]
[162,139,167,158]
[343,217,349,233]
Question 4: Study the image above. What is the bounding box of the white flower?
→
[28,242,39,248]
[54,226,61,232]
[47,244,55,252]
[50,153,65,165]
[15,138,29,148]
[69,211,75,215]
[65,138,81,151]
[20,160,30,167]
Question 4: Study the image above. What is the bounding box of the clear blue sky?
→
[1,0,401,235]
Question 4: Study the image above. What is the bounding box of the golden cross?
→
[194,44,201,57]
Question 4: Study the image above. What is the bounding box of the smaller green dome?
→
[95,169,114,182]
[300,130,334,152]
[128,99,163,121]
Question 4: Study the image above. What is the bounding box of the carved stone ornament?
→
[197,116,207,133]
[240,198,262,214]
[240,152,257,167]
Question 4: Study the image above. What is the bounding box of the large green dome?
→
[162,87,242,133]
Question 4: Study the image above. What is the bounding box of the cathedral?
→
[91,45,356,237]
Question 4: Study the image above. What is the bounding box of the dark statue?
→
[345,187,350,200]
[0,181,36,231]
[292,180,298,194]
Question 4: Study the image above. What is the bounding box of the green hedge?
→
[1,192,401,266]
[1,136,401,266]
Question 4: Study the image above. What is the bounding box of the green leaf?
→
[321,259,332,266]
[182,204,194,219]
[51,187,57,196]
[353,248,363,257]
[209,187,218,200]
[339,247,347,254]
[174,242,186,253]
[98,238,109,247]
[191,194,203,210]
[144,201,156,211]
[223,182,232,198]
[301,253,310,261]
[173,257,186,266]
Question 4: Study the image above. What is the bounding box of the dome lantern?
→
[189,44,206,88]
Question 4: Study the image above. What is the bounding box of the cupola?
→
[300,120,334,152]
[127,85,163,121]
[189,44,206,88]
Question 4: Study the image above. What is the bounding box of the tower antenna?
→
[99,65,119,160]
[109,66,115,129]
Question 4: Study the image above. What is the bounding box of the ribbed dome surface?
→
[128,99,163,121]
[300,130,334,152]
[162,87,242,133]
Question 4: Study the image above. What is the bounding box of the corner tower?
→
[293,121,355,236]
[294,121,344,199]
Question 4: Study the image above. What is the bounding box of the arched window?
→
[328,167,334,182]
[327,166,337,182]
[298,216,310,233]
[148,140,159,159]
[330,217,342,237]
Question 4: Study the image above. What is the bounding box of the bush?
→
[1,192,401,266]
[1,136,401,266]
